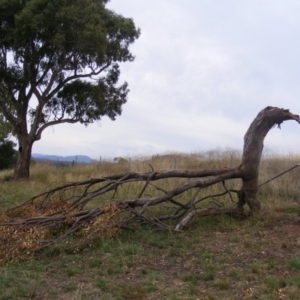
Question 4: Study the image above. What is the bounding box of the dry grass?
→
[0,149,300,299]
[3,148,297,206]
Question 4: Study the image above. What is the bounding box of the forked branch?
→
[0,106,299,260]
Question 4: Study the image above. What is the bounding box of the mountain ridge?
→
[32,153,94,163]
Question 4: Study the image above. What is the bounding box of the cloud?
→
[33,0,300,159]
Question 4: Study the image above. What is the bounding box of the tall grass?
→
[0,149,300,299]
[0,148,300,210]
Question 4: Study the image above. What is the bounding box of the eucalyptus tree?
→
[0,0,140,179]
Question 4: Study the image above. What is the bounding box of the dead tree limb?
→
[238,106,299,214]
[0,106,299,260]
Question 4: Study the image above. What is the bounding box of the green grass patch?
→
[229,268,240,280]
[214,279,230,290]
[62,284,77,292]
[287,276,300,288]
[66,267,84,277]
[94,279,109,292]
[120,242,143,255]
[287,257,300,269]
[275,206,300,214]
[143,270,161,292]
[264,277,287,290]
[182,273,201,284]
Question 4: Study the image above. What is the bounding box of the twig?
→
[222,181,235,203]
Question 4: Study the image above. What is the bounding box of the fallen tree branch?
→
[0,106,299,261]
[175,207,247,231]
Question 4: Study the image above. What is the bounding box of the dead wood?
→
[0,106,299,260]
[238,106,299,214]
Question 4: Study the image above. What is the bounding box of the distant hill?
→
[32,153,94,163]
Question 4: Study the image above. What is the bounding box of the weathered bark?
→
[13,99,41,179]
[175,207,246,231]
[238,106,300,214]
[13,138,34,179]
[13,110,36,180]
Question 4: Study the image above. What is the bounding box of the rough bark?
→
[238,106,300,214]
[11,96,36,180]
[13,138,33,179]
[13,108,36,179]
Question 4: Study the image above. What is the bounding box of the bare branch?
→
[1,106,299,261]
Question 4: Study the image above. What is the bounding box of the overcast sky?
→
[33,0,300,159]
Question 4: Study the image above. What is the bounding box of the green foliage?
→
[0,139,16,170]
[0,0,140,123]
[0,114,13,141]
[0,0,140,178]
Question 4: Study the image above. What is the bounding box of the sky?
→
[32,0,300,160]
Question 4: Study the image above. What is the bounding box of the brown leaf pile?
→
[0,199,120,262]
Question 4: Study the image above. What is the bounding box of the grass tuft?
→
[287,257,300,269]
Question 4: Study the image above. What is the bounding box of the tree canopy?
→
[0,112,16,170]
[0,0,140,178]
[0,112,13,140]
[0,138,16,170]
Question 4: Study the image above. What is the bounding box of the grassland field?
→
[0,149,300,300]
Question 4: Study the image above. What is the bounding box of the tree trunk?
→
[13,138,33,179]
[238,106,300,215]
[1,106,299,254]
